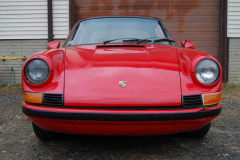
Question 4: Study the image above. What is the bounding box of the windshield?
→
[65,17,175,46]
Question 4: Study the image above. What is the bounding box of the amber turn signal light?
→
[23,92,42,104]
[202,92,222,106]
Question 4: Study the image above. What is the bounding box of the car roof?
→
[77,16,162,23]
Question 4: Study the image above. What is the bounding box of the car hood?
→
[64,44,181,107]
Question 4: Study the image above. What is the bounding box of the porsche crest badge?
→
[119,81,127,88]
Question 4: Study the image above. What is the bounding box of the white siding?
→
[0,0,48,39]
[53,0,69,39]
[228,0,240,37]
[0,39,49,85]
[229,38,240,84]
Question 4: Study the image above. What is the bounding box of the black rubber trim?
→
[24,103,219,110]
[64,106,183,110]
[64,103,219,110]
[22,106,221,121]
[97,45,145,48]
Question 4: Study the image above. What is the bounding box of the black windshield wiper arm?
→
[137,37,175,44]
[153,38,175,43]
[136,37,160,44]
[136,39,152,44]
[137,38,152,44]
[103,38,140,44]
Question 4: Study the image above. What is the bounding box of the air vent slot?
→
[97,45,145,48]
[42,94,63,107]
[182,95,203,107]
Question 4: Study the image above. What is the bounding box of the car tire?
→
[183,122,211,138]
[32,122,57,140]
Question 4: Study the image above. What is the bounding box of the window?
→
[65,17,175,46]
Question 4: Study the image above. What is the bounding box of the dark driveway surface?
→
[0,86,239,160]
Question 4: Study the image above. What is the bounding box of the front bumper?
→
[22,103,221,136]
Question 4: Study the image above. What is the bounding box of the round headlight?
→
[25,59,49,84]
[195,59,220,84]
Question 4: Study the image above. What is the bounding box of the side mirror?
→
[181,40,195,49]
[47,41,60,50]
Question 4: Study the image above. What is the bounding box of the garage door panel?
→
[166,22,220,28]
[188,41,220,47]
[75,0,218,4]
[171,28,220,32]
[174,35,220,41]
[73,0,221,60]
[75,9,220,17]
[75,4,220,11]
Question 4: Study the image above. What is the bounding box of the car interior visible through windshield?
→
[65,17,175,46]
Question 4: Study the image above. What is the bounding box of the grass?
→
[0,84,22,92]
[222,83,240,103]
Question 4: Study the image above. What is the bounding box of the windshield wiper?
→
[136,37,158,44]
[103,38,141,44]
[153,38,175,43]
[137,37,175,44]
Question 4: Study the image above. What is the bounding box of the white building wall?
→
[53,0,69,40]
[228,0,240,37]
[228,0,240,84]
[0,40,49,85]
[0,0,48,39]
[0,0,69,85]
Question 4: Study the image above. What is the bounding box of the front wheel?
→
[183,122,211,138]
[32,122,57,140]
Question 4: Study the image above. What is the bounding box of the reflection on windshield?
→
[66,18,175,46]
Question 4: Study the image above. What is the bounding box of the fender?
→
[22,49,65,94]
[176,48,222,95]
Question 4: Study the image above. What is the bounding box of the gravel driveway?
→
[0,85,239,160]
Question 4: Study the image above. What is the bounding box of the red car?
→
[22,16,222,140]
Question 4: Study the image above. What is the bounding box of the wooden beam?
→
[220,0,229,82]
[69,0,74,30]
[47,0,53,42]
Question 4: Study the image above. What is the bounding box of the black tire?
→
[183,122,211,138]
[32,122,57,140]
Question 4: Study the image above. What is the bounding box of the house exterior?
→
[0,0,69,84]
[0,0,238,84]
[228,0,240,84]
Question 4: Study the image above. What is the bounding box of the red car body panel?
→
[22,16,222,136]
[27,116,215,136]
[23,102,220,135]
[177,48,222,95]
[64,44,181,106]
[22,49,65,94]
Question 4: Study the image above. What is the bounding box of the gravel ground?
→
[0,84,239,160]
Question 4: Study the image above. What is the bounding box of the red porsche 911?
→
[22,16,222,140]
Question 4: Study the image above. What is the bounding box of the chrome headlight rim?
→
[24,58,50,84]
[195,59,220,85]
[191,57,221,88]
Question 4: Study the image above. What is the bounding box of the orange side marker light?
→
[202,92,222,106]
[23,92,43,104]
